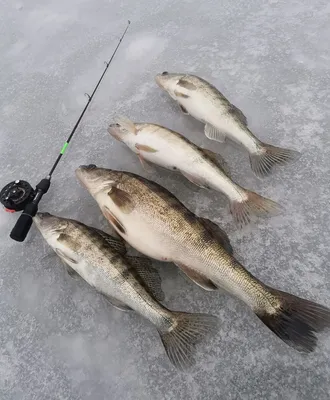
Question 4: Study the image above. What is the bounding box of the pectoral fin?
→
[55,248,78,264]
[103,295,133,312]
[199,218,233,255]
[54,250,80,279]
[41,252,57,262]
[135,143,158,153]
[62,260,80,279]
[202,149,231,177]
[179,105,189,115]
[102,207,126,235]
[175,262,218,291]
[126,256,165,302]
[177,78,197,90]
[204,124,226,143]
[108,187,134,214]
[174,90,189,98]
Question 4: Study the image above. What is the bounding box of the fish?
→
[34,212,219,370]
[76,164,330,353]
[155,72,300,177]
[108,117,281,226]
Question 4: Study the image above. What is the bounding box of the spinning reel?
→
[1,180,36,212]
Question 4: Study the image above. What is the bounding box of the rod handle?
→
[10,203,38,242]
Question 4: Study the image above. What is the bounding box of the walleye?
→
[34,212,219,370]
[109,117,281,226]
[155,72,300,177]
[76,165,330,353]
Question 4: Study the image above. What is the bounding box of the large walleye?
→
[109,117,280,226]
[76,165,330,353]
[155,72,300,177]
[34,212,219,370]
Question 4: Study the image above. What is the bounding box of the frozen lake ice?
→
[1,0,330,399]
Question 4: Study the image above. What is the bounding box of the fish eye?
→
[115,123,120,127]
[85,164,97,170]
[162,71,168,76]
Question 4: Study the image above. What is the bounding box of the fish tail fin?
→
[159,312,219,370]
[250,143,300,177]
[230,189,282,226]
[115,115,137,134]
[257,287,330,352]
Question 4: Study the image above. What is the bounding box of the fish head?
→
[34,212,69,241]
[155,72,186,96]
[34,212,82,266]
[108,122,137,148]
[75,165,120,198]
[108,123,125,142]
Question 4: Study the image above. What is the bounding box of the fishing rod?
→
[0,21,131,242]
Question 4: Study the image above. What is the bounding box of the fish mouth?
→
[33,211,51,226]
[75,164,107,195]
[108,124,123,142]
[33,212,67,234]
[79,164,97,171]
[155,73,166,88]
[75,164,97,181]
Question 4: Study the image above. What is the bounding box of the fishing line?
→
[0,20,131,242]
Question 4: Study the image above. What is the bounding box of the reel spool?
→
[0,180,36,212]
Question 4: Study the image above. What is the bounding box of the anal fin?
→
[103,295,133,312]
[180,170,209,189]
[204,124,226,143]
[175,262,217,291]
[138,153,153,172]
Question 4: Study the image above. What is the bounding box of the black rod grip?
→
[9,202,39,242]
[10,213,34,242]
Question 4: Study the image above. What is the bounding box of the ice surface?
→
[1,0,330,398]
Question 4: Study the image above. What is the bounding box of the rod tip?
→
[128,20,131,24]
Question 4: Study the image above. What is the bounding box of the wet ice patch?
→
[26,8,72,30]
[125,34,167,61]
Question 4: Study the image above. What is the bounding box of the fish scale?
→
[108,118,282,227]
[76,165,330,354]
[34,212,219,370]
[155,72,300,178]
